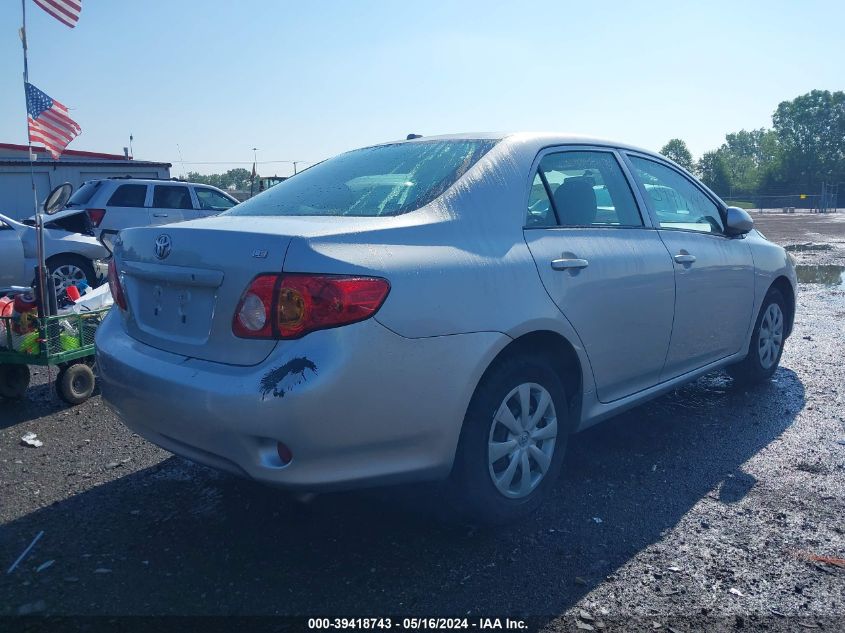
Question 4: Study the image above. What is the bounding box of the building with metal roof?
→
[0,143,171,219]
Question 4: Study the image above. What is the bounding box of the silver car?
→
[0,211,110,294]
[97,134,797,523]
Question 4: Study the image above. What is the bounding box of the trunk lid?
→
[116,217,290,365]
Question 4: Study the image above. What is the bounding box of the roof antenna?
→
[406,133,422,140]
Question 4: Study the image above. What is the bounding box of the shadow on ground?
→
[0,368,804,620]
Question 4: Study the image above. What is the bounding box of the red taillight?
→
[233,273,390,339]
[86,208,106,227]
[107,259,128,311]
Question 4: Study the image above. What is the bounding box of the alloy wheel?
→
[51,264,87,295]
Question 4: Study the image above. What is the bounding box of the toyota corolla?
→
[97,133,796,523]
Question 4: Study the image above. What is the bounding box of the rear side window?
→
[153,185,193,210]
[531,151,642,227]
[67,181,101,206]
[107,184,147,208]
[226,139,498,217]
[628,156,724,233]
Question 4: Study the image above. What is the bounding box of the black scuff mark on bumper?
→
[260,357,318,400]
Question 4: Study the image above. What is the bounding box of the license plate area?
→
[131,279,216,344]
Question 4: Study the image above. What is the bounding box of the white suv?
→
[44,178,239,240]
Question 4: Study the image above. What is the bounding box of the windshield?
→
[66,181,102,207]
[226,139,498,217]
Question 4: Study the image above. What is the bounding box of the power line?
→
[176,159,314,166]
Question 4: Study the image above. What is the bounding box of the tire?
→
[450,353,569,525]
[727,287,787,386]
[57,362,95,405]
[46,255,98,299]
[0,364,31,399]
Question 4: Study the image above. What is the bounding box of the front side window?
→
[628,156,724,233]
[195,188,236,211]
[153,185,193,210]
[0,219,11,230]
[226,139,498,217]
[108,184,147,208]
[531,151,643,227]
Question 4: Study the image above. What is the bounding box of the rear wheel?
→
[57,362,95,405]
[450,354,568,524]
[0,364,30,399]
[727,287,787,385]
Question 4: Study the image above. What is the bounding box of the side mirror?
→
[724,206,753,236]
[43,182,73,215]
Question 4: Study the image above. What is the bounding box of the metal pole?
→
[20,0,49,316]
[249,147,258,197]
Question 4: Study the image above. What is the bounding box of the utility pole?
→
[249,147,258,197]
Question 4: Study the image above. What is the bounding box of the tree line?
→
[660,89,844,199]
[183,168,254,191]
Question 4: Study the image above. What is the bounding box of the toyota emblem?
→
[154,234,172,260]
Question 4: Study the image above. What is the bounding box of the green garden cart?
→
[0,307,109,405]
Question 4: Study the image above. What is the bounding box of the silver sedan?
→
[97,134,797,523]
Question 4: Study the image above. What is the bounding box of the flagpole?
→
[20,0,50,317]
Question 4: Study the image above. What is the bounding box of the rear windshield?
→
[225,139,498,217]
[66,181,102,207]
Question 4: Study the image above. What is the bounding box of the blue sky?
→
[1,0,842,177]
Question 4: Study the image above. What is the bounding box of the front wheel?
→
[46,255,97,298]
[450,354,568,524]
[727,287,787,385]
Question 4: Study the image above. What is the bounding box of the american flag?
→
[33,0,82,28]
[26,83,81,159]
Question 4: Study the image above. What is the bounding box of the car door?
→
[523,148,676,403]
[104,183,151,232]
[0,217,26,288]
[150,185,189,225]
[624,154,755,379]
[192,187,237,218]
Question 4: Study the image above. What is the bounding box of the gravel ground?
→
[1,214,844,631]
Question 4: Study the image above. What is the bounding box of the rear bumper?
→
[96,310,505,490]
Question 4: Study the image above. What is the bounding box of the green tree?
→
[696,150,731,195]
[771,89,845,189]
[659,139,694,171]
[717,128,782,193]
[184,168,253,191]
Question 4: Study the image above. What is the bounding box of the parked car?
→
[40,178,239,241]
[97,134,797,523]
[0,212,109,294]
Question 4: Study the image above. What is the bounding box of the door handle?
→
[674,253,696,264]
[551,258,589,271]
[152,213,169,218]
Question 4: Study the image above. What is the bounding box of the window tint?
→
[195,188,236,211]
[527,173,556,227]
[629,156,724,233]
[226,139,497,217]
[67,181,101,207]
[107,184,147,208]
[0,219,10,230]
[534,151,642,227]
[153,185,193,210]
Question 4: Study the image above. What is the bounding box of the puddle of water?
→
[795,264,845,286]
